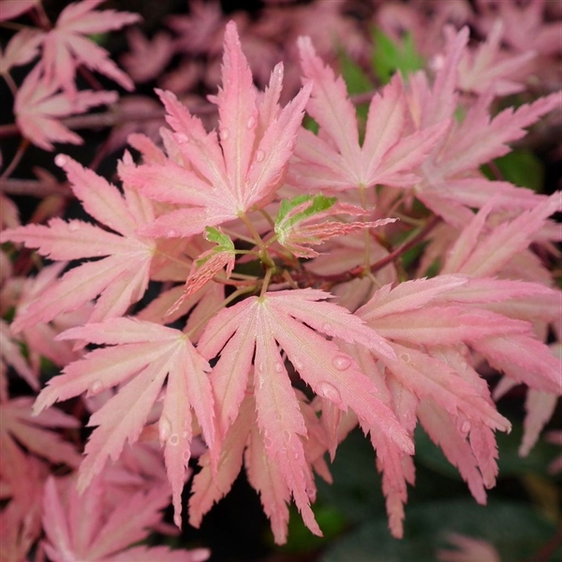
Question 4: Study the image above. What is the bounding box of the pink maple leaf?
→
[34,317,216,528]
[195,288,413,538]
[1,156,157,331]
[0,28,44,74]
[120,21,311,239]
[457,20,535,96]
[351,272,561,537]
[0,0,40,22]
[291,36,447,192]
[42,474,210,561]
[0,397,81,501]
[14,64,117,150]
[189,389,331,544]
[404,26,560,224]
[274,195,397,258]
[41,0,140,96]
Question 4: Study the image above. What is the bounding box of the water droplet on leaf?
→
[169,434,179,446]
[332,355,351,371]
[246,116,256,129]
[68,223,79,232]
[274,362,284,373]
[55,154,67,167]
[221,128,230,140]
[159,417,172,442]
[318,381,342,403]
[90,380,103,393]
[400,353,410,363]
[255,149,265,162]
[461,421,471,435]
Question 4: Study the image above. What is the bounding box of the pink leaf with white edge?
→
[357,275,468,321]
[448,192,561,278]
[122,22,311,239]
[196,288,412,540]
[441,91,562,178]
[189,395,253,529]
[519,345,561,457]
[1,157,156,332]
[294,39,447,191]
[34,318,215,528]
[418,401,488,505]
[41,0,139,95]
[43,474,198,561]
[245,422,293,545]
[14,65,117,150]
[1,397,81,469]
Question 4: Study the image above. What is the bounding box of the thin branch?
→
[302,214,441,286]
[0,178,71,197]
[0,102,217,140]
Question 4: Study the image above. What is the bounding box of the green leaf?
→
[338,50,372,124]
[204,226,234,252]
[322,500,560,562]
[495,150,545,192]
[481,149,545,192]
[275,195,337,232]
[372,28,424,84]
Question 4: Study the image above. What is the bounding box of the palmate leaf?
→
[0,156,156,331]
[34,318,216,528]
[195,288,413,540]
[120,22,311,239]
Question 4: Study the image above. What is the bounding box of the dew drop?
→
[169,434,179,446]
[430,54,445,71]
[182,431,190,439]
[399,353,410,363]
[246,116,256,129]
[293,358,304,371]
[461,421,471,435]
[321,322,332,335]
[306,486,316,501]
[274,362,284,373]
[221,128,230,140]
[255,149,265,163]
[90,380,103,393]
[177,134,189,144]
[318,381,342,403]
[54,154,68,167]
[332,355,351,371]
[68,222,79,232]
[264,436,273,449]
[182,450,191,461]
[167,229,178,237]
[257,361,265,373]
[159,417,172,442]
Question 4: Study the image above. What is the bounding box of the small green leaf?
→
[322,500,559,562]
[204,226,234,251]
[338,50,372,124]
[338,50,372,96]
[372,28,424,84]
[276,195,337,232]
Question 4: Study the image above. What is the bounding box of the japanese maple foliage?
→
[1,2,561,557]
